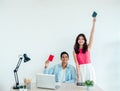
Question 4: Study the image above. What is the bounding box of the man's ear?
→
[68,57,69,60]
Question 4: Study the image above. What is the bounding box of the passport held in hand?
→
[48,54,54,62]
[92,11,97,17]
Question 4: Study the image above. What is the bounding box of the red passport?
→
[48,54,54,62]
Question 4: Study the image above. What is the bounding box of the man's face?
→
[61,54,69,64]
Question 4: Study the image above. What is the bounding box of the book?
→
[92,11,97,17]
[48,54,54,62]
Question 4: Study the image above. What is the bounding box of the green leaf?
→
[84,80,94,86]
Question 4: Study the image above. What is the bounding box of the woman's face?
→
[78,36,85,46]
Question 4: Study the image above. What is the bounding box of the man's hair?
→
[60,51,69,58]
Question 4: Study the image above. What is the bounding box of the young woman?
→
[73,18,96,85]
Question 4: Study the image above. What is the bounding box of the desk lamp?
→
[13,54,30,89]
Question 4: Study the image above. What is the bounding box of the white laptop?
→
[36,73,60,90]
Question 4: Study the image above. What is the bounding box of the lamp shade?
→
[23,54,31,62]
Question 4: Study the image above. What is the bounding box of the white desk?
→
[11,83,104,91]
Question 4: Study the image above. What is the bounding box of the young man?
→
[44,51,77,83]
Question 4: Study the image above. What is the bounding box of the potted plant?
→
[23,85,27,91]
[84,80,94,91]
[19,85,23,91]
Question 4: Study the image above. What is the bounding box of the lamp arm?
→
[15,57,23,71]
[14,71,19,88]
[13,57,23,89]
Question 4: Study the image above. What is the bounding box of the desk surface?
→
[11,83,104,91]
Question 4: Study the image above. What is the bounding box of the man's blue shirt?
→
[44,63,77,83]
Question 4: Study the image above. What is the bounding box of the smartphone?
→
[48,54,54,62]
[92,11,97,17]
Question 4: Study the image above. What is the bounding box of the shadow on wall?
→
[103,41,120,91]
[0,84,3,91]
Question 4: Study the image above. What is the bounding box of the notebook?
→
[36,73,60,90]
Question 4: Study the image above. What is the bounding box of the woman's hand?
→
[93,18,96,23]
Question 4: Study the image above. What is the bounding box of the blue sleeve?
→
[43,66,55,75]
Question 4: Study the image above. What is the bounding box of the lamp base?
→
[13,86,19,89]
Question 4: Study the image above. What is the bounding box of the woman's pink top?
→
[76,49,91,65]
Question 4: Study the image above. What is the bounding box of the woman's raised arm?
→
[88,18,96,50]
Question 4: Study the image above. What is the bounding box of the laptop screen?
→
[36,73,56,89]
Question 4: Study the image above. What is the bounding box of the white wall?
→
[0,0,120,91]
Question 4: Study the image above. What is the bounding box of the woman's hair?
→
[60,51,69,58]
[74,33,88,54]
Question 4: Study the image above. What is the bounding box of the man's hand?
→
[45,60,49,68]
